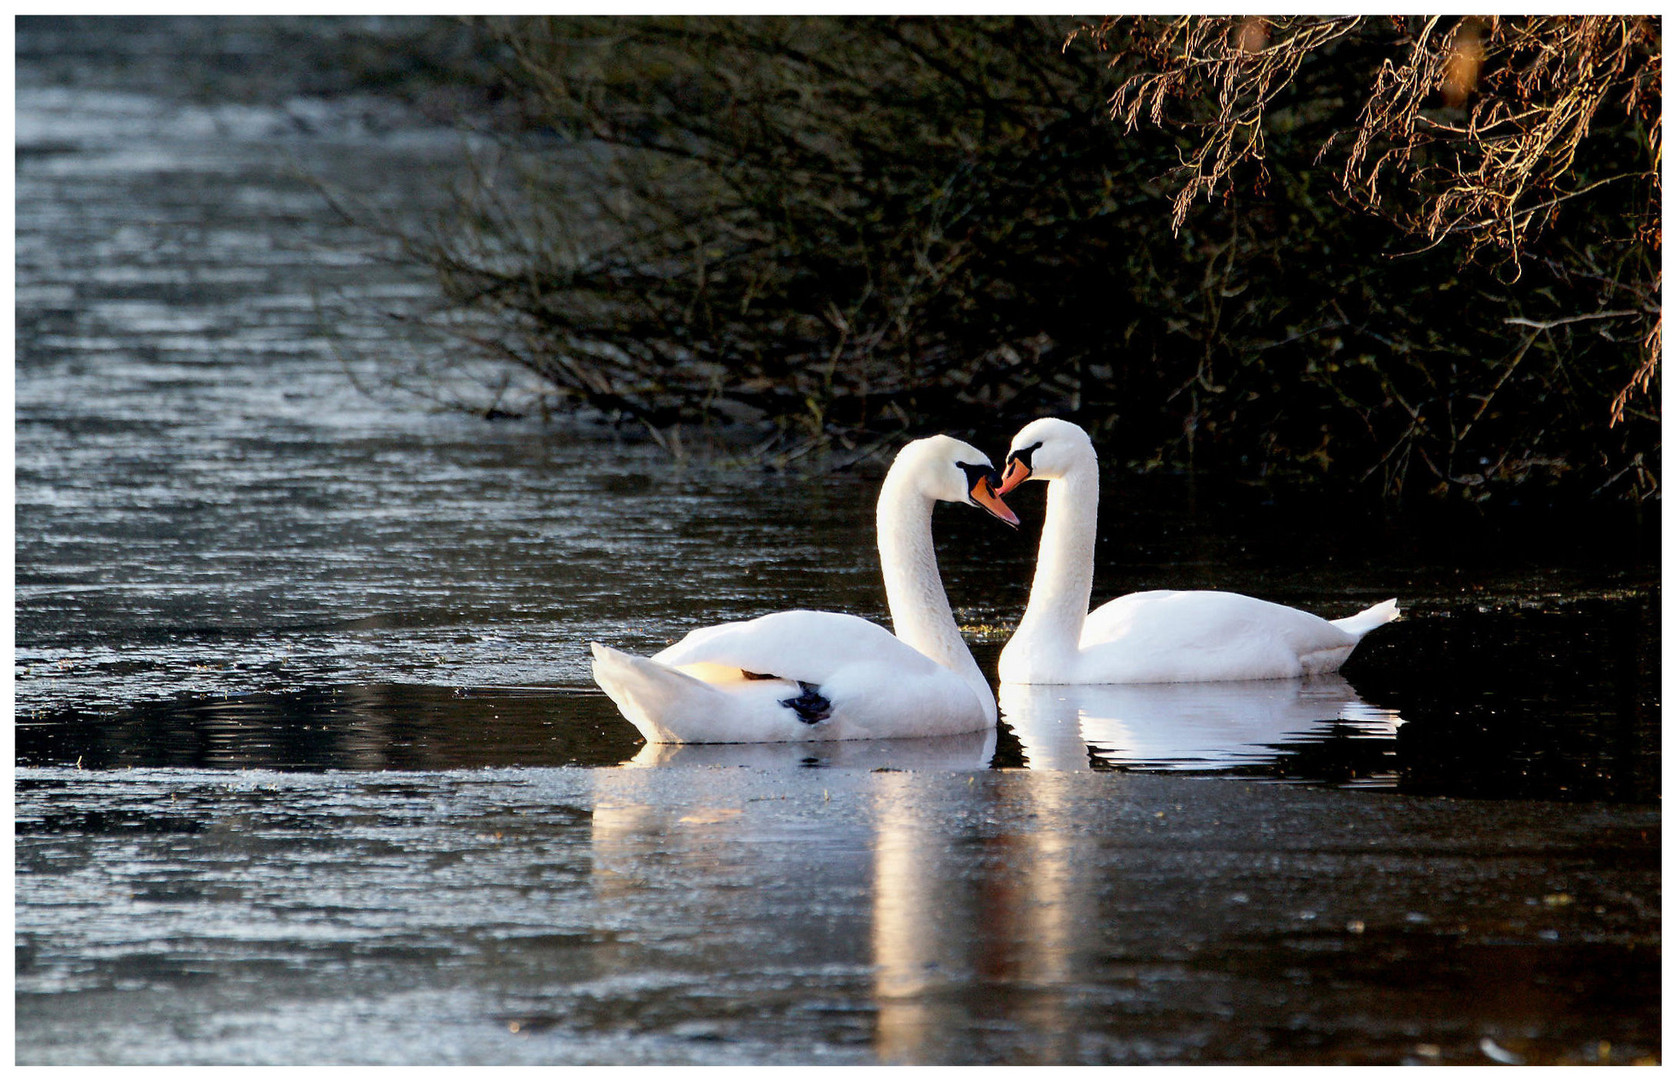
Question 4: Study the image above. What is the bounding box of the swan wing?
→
[1077,590,1361,682]
[653,609,942,685]
[1082,590,1352,648]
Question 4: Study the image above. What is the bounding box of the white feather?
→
[591,436,1005,743]
[998,418,1399,685]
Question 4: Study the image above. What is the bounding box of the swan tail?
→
[590,642,726,744]
[1330,598,1400,640]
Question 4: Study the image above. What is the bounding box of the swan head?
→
[891,435,1019,526]
[996,417,1094,494]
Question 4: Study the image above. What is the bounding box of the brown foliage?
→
[1097,15,1367,231]
[1085,15,1661,426]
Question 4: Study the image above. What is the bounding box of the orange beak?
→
[995,457,1032,496]
[969,472,1019,527]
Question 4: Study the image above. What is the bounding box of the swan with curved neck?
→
[996,418,1398,685]
[591,435,1017,742]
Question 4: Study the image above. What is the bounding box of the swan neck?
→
[876,473,991,712]
[1017,460,1099,651]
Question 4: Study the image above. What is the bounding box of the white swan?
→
[995,417,1399,684]
[590,435,1018,743]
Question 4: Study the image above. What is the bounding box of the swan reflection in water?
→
[589,725,1086,1063]
[999,674,1402,780]
[623,727,997,770]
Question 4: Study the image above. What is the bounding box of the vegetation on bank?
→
[338,16,1658,505]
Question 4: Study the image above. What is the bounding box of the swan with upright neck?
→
[591,435,1017,742]
[995,418,1398,685]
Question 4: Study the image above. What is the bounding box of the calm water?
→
[13,19,1661,1066]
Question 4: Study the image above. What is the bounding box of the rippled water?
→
[13,19,1661,1066]
[14,764,1662,1066]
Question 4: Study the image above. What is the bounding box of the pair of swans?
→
[591,418,1398,744]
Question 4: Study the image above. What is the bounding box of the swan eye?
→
[1007,441,1043,471]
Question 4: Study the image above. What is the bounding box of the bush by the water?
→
[354,16,1659,504]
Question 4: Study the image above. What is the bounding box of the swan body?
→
[591,435,1017,743]
[996,418,1398,685]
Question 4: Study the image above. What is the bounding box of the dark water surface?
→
[14,18,1661,1066]
[15,765,1660,1066]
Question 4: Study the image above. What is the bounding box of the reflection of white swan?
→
[999,675,1401,772]
[994,418,1398,684]
[590,435,1017,743]
[624,728,997,770]
[580,738,1097,1063]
